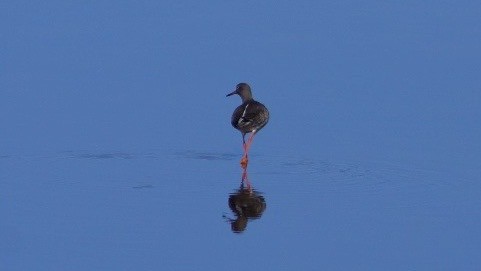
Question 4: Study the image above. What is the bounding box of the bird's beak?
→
[226,90,237,97]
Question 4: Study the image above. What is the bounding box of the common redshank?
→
[226,83,269,168]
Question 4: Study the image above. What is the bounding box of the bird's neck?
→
[241,96,254,103]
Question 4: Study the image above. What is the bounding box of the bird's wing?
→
[237,103,266,127]
[234,105,251,128]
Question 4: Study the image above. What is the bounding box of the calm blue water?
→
[2,1,481,270]
[2,151,480,270]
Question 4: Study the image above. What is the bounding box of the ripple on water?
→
[253,153,460,196]
[174,150,237,161]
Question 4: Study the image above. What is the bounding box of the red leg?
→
[240,133,248,168]
[240,132,256,169]
[240,154,248,169]
[245,132,256,154]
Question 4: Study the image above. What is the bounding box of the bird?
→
[226,83,269,168]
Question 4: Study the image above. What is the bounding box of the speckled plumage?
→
[231,100,269,135]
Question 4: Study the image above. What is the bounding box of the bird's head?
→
[226,83,253,102]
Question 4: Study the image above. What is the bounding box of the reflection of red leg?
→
[241,168,251,190]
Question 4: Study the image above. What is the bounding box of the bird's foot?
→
[240,156,248,169]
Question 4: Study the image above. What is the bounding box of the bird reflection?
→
[224,169,267,233]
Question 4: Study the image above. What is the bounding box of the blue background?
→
[1,1,480,270]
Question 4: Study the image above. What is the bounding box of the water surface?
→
[2,150,479,270]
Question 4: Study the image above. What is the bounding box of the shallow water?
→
[2,150,480,270]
